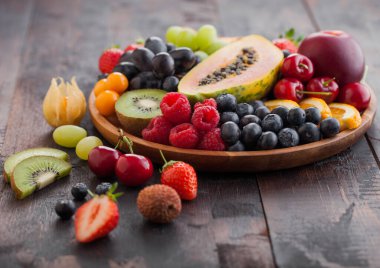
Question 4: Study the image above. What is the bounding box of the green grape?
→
[196,24,218,51]
[75,136,103,160]
[194,51,208,62]
[165,26,182,45]
[205,39,227,55]
[176,27,199,51]
[53,125,87,148]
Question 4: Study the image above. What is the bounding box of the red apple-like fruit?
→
[88,146,122,178]
[338,82,371,111]
[298,30,365,86]
[115,154,153,186]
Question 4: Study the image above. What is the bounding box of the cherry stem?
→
[159,150,168,164]
[116,129,124,150]
[322,77,335,87]
[298,63,309,70]
[299,90,332,96]
[122,136,134,154]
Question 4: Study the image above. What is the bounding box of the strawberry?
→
[98,47,123,74]
[272,28,303,53]
[124,43,143,52]
[75,183,122,243]
[159,151,197,201]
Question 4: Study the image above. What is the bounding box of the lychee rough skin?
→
[137,184,182,224]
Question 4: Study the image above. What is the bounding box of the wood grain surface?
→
[0,0,379,267]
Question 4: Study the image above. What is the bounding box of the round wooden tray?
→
[89,87,377,172]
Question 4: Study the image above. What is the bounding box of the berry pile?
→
[216,94,340,151]
[142,92,226,151]
[111,36,199,92]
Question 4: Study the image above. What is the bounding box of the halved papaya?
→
[178,35,283,103]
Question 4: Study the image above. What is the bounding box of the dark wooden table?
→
[1,0,380,267]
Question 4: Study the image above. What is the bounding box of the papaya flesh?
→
[178,35,283,103]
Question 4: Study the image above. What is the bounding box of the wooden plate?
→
[89,87,377,172]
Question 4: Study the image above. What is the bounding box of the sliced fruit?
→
[178,35,284,103]
[329,103,362,131]
[299,98,332,119]
[115,89,166,136]
[10,156,72,199]
[264,99,300,111]
[3,148,69,183]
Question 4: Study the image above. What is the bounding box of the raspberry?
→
[160,93,191,125]
[169,123,199,149]
[142,116,173,145]
[194,98,217,110]
[191,106,220,131]
[198,128,226,151]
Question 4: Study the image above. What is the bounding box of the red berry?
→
[98,48,124,74]
[274,78,304,102]
[198,128,226,151]
[124,43,143,52]
[191,106,220,131]
[272,38,298,53]
[306,77,339,103]
[115,154,153,186]
[194,98,217,110]
[88,146,122,178]
[161,161,197,201]
[142,116,173,145]
[160,93,192,125]
[281,53,314,82]
[338,82,371,111]
[169,123,199,149]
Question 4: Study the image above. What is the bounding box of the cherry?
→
[115,134,153,186]
[281,53,314,82]
[306,77,339,103]
[88,146,122,178]
[274,78,304,102]
[338,82,371,111]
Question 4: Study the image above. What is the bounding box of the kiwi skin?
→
[116,113,151,137]
[10,156,72,199]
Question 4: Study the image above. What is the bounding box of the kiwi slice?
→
[115,89,166,136]
[3,147,69,183]
[10,156,72,199]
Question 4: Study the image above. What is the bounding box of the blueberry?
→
[220,112,240,125]
[71,182,88,201]
[130,72,162,89]
[95,182,113,195]
[152,52,175,79]
[305,107,322,125]
[118,51,133,63]
[113,62,139,80]
[162,76,179,92]
[221,121,241,145]
[132,48,155,72]
[166,43,176,52]
[241,123,262,147]
[236,103,254,118]
[298,123,320,143]
[169,48,196,73]
[254,106,270,120]
[216,94,237,112]
[320,118,340,138]
[239,115,261,128]
[228,141,245,151]
[55,200,76,220]
[278,128,300,147]
[144,36,167,54]
[287,108,306,126]
[257,131,278,150]
[261,114,283,133]
[248,100,264,111]
[271,106,289,125]
[283,50,291,58]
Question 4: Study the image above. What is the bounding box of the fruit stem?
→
[159,150,168,164]
[299,90,332,96]
[122,136,134,154]
[158,150,178,173]
[322,77,335,87]
[298,63,309,70]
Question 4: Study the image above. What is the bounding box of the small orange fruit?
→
[95,90,120,116]
[329,103,362,131]
[93,78,109,97]
[107,72,129,94]
[300,98,332,119]
[264,99,300,111]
